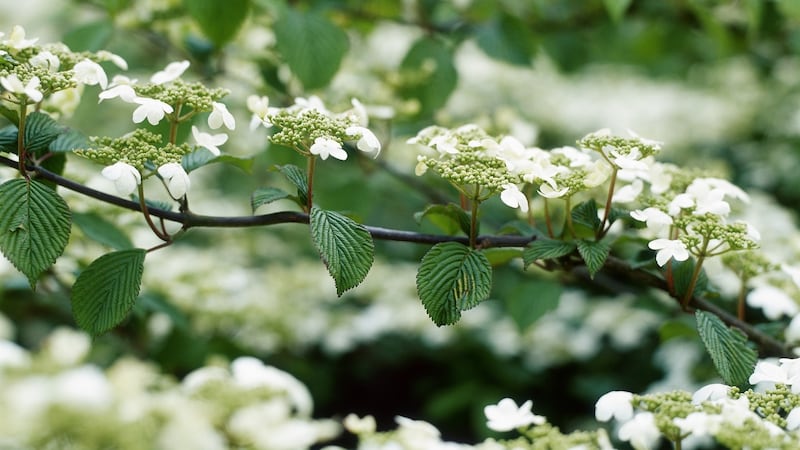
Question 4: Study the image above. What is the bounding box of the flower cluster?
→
[249,95,381,160]
[0,326,338,449]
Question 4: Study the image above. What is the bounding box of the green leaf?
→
[273,9,349,90]
[0,125,18,153]
[0,179,71,287]
[504,278,562,331]
[571,200,601,234]
[414,203,471,236]
[522,239,576,267]
[273,164,308,206]
[671,258,708,300]
[603,0,632,23]
[181,148,217,173]
[49,129,88,152]
[216,155,254,174]
[62,20,114,52]
[71,249,146,335]
[251,187,291,212]
[72,212,133,250]
[416,242,492,326]
[696,310,757,387]
[400,37,458,118]
[24,111,65,155]
[475,13,536,65]
[310,206,374,296]
[576,239,610,278]
[482,248,523,266]
[183,0,250,48]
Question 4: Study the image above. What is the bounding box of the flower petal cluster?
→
[192,126,228,157]
[101,161,141,196]
[0,74,43,102]
[483,398,545,432]
[158,162,191,198]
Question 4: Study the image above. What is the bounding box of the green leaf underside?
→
[275,164,309,206]
[603,0,633,23]
[571,200,601,233]
[400,37,458,118]
[0,125,18,153]
[414,203,471,236]
[416,242,492,326]
[183,0,250,47]
[72,249,146,335]
[523,239,577,267]
[671,257,709,300]
[0,179,71,286]
[310,206,374,296]
[576,239,610,278]
[49,128,89,152]
[251,187,291,212]
[24,111,65,155]
[696,310,757,387]
[72,212,133,250]
[274,9,349,90]
[504,279,562,331]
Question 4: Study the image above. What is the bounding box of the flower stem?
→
[737,280,747,321]
[306,155,316,212]
[544,198,554,238]
[138,183,171,242]
[563,196,576,238]
[597,168,617,240]
[469,195,480,249]
[17,103,28,179]
[681,254,706,309]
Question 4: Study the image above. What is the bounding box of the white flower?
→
[787,408,800,430]
[0,340,30,368]
[687,179,730,216]
[648,238,689,267]
[4,25,37,50]
[99,84,138,103]
[691,384,730,404]
[613,179,643,204]
[630,207,672,233]
[595,390,634,422]
[500,184,529,213]
[345,126,381,156]
[484,398,544,432]
[667,193,694,216]
[429,134,459,155]
[96,50,128,70]
[0,74,43,102]
[673,411,722,437]
[606,145,649,171]
[102,162,141,196]
[343,414,376,434]
[294,95,328,114]
[158,162,191,198]
[247,95,274,130]
[73,59,108,89]
[44,327,90,366]
[132,97,173,125]
[617,412,660,450]
[231,357,313,416]
[208,101,235,130]
[30,51,60,72]
[415,159,428,176]
[538,182,569,199]
[151,60,190,84]
[746,285,799,320]
[310,137,347,160]
[395,416,442,448]
[749,360,789,386]
[192,126,227,156]
[52,365,112,411]
[349,98,369,126]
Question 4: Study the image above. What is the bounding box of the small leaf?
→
[251,187,291,212]
[0,125,18,153]
[475,13,537,65]
[504,278,562,331]
[310,206,374,296]
[273,164,308,206]
[216,155,254,174]
[181,148,216,172]
[24,111,65,155]
[576,239,610,278]
[416,242,492,326]
[0,179,71,287]
[571,200,601,234]
[696,310,757,387]
[274,9,349,90]
[72,212,133,250]
[183,0,250,48]
[71,249,146,335]
[671,258,708,300]
[603,0,632,23]
[522,239,576,267]
[49,129,89,152]
[414,203,471,236]
[399,37,458,118]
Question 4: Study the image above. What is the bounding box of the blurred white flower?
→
[787,407,800,431]
[4,25,37,50]
[484,398,544,432]
[613,179,643,204]
[345,126,381,156]
[294,95,328,114]
[231,357,313,416]
[673,411,722,437]
[349,98,369,126]
[538,182,569,199]
[158,410,227,450]
[595,390,633,422]
[310,137,347,160]
[151,60,190,84]
[0,74,43,102]
[344,413,376,434]
[691,383,730,404]
[247,95,274,130]
[500,184,529,213]
[648,238,689,266]
[0,340,30,368]
[99,84,138,103]
[30,51,60,72]
[73,59,109,89]
[44,327,91,366]
[687,179,730,216]
[617,412,660,450]
[52,365,112,411]
[101,161,141,196]
[630,207,672,234]
[208,101,235,130]
[746,284,799,320]
[132,97,173,125]
[158,162,191,198]
[395,415,442,448]
[191,126,227,156]
[182,365,229,392]
[96,50,128,70]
